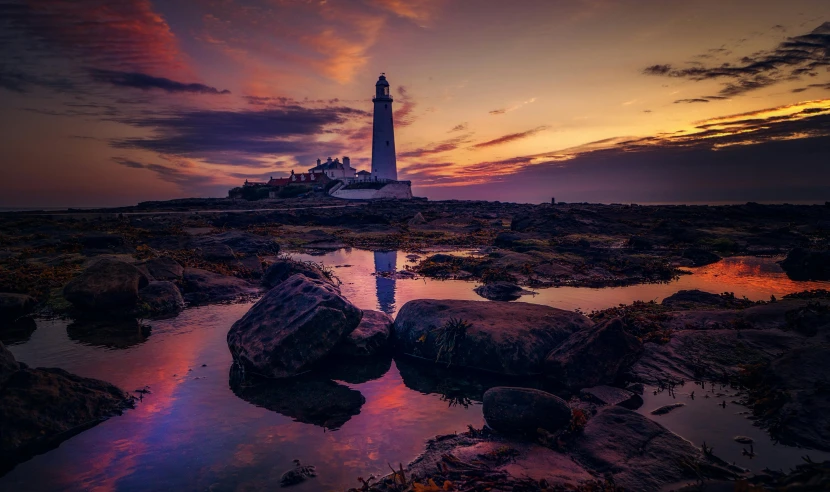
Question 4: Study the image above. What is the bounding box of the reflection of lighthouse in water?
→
[374,251,397,315]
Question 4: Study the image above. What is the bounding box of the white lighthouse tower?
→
[371,74,397,181]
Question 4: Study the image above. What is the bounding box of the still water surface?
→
[3,251,829,491]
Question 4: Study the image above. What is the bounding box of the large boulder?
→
[63,259,149,311]
[262,258,335,289]
[227,274,362,378]
[138,281,184,316]
[781,248,830,280]
[482,387,571,435]
[473,282,523,301]
[571,406,710,490]
[181,268,258,304]
[394,300,593,375]
[135,257,184,281]
[661,289,752,310]
[544,318,642,389]
[0,293,36,320]
[0,354,132,473]
[332,310,392,357]
[681,248,720,266]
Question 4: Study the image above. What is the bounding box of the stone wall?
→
[330,182,412,200]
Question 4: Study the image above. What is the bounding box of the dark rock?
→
[67,318,151,349]
[238,256,263,278]
[279,460,317,487]
[63,259,149,311]
[395,299,593,376]
[199,242,236,262]
[77,233,126,251]
[650,403,686,415]
[755,344,830,450]
[396,356,522,405]
[580,385,642,409]
[483,386,571,435]
[206,231,279,256]
[682,248,720,266]
[544,318,643,390]
[332,310,392,357]
[473,282,523,301]
[0,360,132,474]
[494,232,523,248]
[408,212,426,226]
[262,258,334,289]
[0,293,36,320]
[227,274,362,378]
[138,281,184,316]
[229,368,364,430]
[0,342,19,386]
[571,406,711,490]
[627,236,653,250]
[661,289,752,310]
[135,257,183,281]
[181,268,258,304]
[781,248,830,280]
[0,318,37,345]
[319,355,392,384]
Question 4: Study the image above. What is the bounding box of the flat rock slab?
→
[571,406,708,490]
[394,299,593,376]
[580,385,642,409]
[227,274,361,378]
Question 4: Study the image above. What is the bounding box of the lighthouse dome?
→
[376,74,389,86]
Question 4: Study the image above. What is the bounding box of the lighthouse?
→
[371,74,397,181]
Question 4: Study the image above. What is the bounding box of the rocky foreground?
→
[1,199,829,487]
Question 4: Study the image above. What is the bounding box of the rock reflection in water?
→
[0,318,37,345]
[319,354,393,384]
[66,318,151,349]
[395,356,546,408]
[229,364,365,430]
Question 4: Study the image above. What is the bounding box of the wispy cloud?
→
[470,126,549,150]
[89,69,230,95]
[489,97,538,115]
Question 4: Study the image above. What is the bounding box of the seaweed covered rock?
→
[227,274,362,378]
[135,257,184,281]
[483,387,571,435]
[63,259,149,311]
[262,258,335,289]
[473,282,523,301]
[395,299,592,376]
[138,281,184,316]
[781,248,830,281]
[333,310,392,357]
[181,268,258,304]
[544,318,642,389]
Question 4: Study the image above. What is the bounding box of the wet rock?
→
[67,318,151,349]
[580,385,642,409]
[138,281,184,316]
[0,348,132,474]
[781,248,830,280]
[332,310,392,357]
[733,436,754,444]
[205,231,279,256]
[227,274,361,378]
[199,242,236,262]
[279,460,316,487]
[754,344,830,450]
[63,259,149,311]
[262,258,334,289]
[229,368,364,430]
[135,257,183,281]
[544,318,642,390]
[571,406,712,490]
[181,268,258,304]
[650,403,685,415]
[395,299,593,376]
[473,281,523,301]
[396,356,521,405]
[681,248,720,266]
[0,293,36,320]
[483,387,571,435]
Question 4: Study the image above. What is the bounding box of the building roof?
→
[356,170,371,175]
[267,172,327,186]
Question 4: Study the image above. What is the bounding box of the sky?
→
[1,0,829,207]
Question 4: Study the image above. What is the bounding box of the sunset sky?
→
[1,0,829,207]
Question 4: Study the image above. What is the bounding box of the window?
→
[384,104,387,109]
[386,140,389,146]
[384,87,389,96]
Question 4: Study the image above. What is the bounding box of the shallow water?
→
[2,250,828,491]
